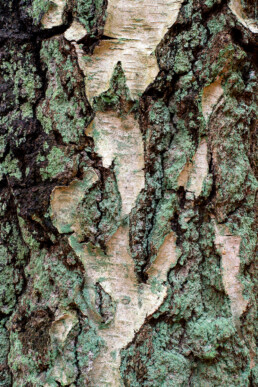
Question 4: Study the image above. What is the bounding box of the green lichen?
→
[147,192,178,265]
[75,184,101,243]
[186,317,236,360]
[0,319,11,386]
[25,251,85,312]
[207,14,227,35]
[0,246,21,315]
[30,0,51,24]
[76,321,104,385]
[75,0,106,36]
[9,332,46,387]
[164,130,195,190]
[0,218,28,316]
[0,154,22,180]
[173,48,192,74]
[98,174,122,245]
[37,38,91,144]
[93,61,132,113]
[1,0,256,384]
[39,146,78,180]
[121,322,191,386]
[0,47,41,106]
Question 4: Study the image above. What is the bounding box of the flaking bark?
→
[0,0,257,386]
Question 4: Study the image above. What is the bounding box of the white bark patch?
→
[229,0,258,33]
[177,163,192,189]
[49,1,184,384]
[70,225,177,386]
[82,39,159,102]
[146,231,178,282]
[178,139,209,198]
[202,78,224,121]
[64,21,88,42]
[77,0,183,101]
[51,183,179,386]
[50,312,78,342]
[86,111,145,217]
[41,0,66,29]
[214,224,248,318]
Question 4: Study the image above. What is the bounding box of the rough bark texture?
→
[0,0,257,386]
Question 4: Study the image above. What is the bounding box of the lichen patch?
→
[48,312,79,385]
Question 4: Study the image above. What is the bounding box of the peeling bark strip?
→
[50,0,183,377]
[1,0,257,386]
[75,0,184,101]
[214,223,248,319]
[51,180,178,384]
[86,111,145,217]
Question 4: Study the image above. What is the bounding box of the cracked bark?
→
[0,0,257,386]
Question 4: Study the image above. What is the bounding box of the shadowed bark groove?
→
[0,0,257,386]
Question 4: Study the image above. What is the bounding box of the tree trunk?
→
[0,0,257,386]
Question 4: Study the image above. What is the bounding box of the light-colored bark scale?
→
[75,0,183,101]
[49,2,185,383]
[214,223,248,319]
[86,111,145,217]
[44,0,253,384]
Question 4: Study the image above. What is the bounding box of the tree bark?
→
[0,0,257,386]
